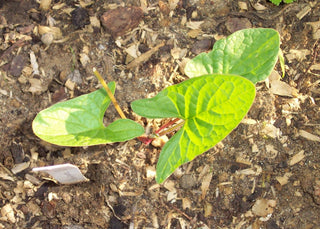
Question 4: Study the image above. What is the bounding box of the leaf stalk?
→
[93,68,127,119]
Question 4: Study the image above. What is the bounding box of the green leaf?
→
[132,74,256,183]
[185,28,280,84]
[283,0,296,3]
[32,82,144,146]
[270,0,281,5]
[270,0,296,5]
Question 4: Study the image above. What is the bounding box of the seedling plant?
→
[33,28,280,183]
[269,0,296,6]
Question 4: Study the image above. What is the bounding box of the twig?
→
[93,68,127,119]
[0,38,26,60]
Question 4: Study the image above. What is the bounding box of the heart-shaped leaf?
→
[33,82,144,146]
[184,28,280,84]
[132,74,256,183]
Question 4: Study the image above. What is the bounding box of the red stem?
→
[155,118,180,134]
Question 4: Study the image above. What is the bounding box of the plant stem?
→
[157,120,185,136]
[93,68,127,119]
[69,47,77,71]
[155,118,180,134]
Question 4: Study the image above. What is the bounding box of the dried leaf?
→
[270,80,298,97]
[286,49,311,63]
[38,26,62,39]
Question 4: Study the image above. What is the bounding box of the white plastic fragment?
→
[32,163,88,184]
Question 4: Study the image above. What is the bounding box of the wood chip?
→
[146,165,156,180]
[252,2,267,11]
[296,5,311,20]
[310,63,320,71]
[201,172,213,200]
[299,130,320,142]
[276,172,292,186]
[163,179,176,192]
[306,21,320,39]
[261,124,280,139]
[238,1,248,11]
[289,150,305,166]
[11,162,30,174]
[39,0,52,11]
[204,202,213,217]
[90,16,101,28]
[186,21,204,30]
[1,203,16,223]
[252,199,276,217]
[182,197,192,210]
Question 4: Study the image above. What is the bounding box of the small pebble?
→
[62,192,72,204]
[180,174,197,189]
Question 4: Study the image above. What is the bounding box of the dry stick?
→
[93,68,127,119]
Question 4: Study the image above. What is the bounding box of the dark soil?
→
[0,0,319,228]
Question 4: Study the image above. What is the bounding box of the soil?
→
[0,0,320,228]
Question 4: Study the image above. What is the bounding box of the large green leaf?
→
[184,28,280,84]
[33,82,144,146]
[131,74,256,183]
